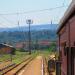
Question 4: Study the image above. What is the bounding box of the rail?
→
[0,56,32,75]
[3,56,34,75]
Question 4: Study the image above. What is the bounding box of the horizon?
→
[0,23,58,28]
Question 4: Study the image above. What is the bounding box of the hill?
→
[0,24,58,32]
[0,24,58,46]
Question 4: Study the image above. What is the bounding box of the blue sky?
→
[0,0,72,27]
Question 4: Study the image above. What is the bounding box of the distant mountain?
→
[0,24,58,32]
[0,24,58,45]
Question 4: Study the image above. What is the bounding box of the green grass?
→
[12,51,30,64]
[0,54,11,62]
[0,49,57,64]
[12,51,39,64]
[0,51,29,64]
[0,50,38,64]
[34,50,57,60]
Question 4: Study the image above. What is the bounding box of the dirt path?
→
[18,56,43,75]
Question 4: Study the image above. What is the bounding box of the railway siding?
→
[0,56,31,75]
[4,56,34,75]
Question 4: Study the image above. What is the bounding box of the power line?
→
[0,5,68,15]
[17,14,27,42]
[0,4,69,31]
[0,5,69,27]
[0,15,16,25]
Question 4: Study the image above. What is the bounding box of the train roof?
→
[57,1,75,34]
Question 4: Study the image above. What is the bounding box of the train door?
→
[71,47,75,75]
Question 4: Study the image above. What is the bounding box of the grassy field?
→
[0,51,29,64]
[0,54,11,62]
[0,50,40,64]
[0,50,56,64]
[12,51,29,64]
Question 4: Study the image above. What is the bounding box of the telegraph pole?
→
[26,19,33,54]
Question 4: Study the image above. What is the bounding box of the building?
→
[0,43,15,54]
[57,1,75,75]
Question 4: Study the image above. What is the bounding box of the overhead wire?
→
[0,5,68,16]
[0,15,17,26]
[0,4,69,37]
[0,4,69,28]
[17,13,27,42]
[0,4,69,39]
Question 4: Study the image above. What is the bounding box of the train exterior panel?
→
[57,1,75,75]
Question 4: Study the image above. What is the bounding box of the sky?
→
[0,0,72,28]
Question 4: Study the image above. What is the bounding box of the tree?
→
[11,48,16,55]
[48,42,56,52]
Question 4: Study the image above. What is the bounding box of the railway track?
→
[0,63,16,75]
[0,61,13,70]
[0,56,34,75]
[17,56,43,75]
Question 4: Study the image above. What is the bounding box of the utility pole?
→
[26,19,33,54]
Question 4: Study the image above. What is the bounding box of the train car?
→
[57,1,75,75]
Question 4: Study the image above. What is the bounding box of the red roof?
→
[38,40,50,45]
